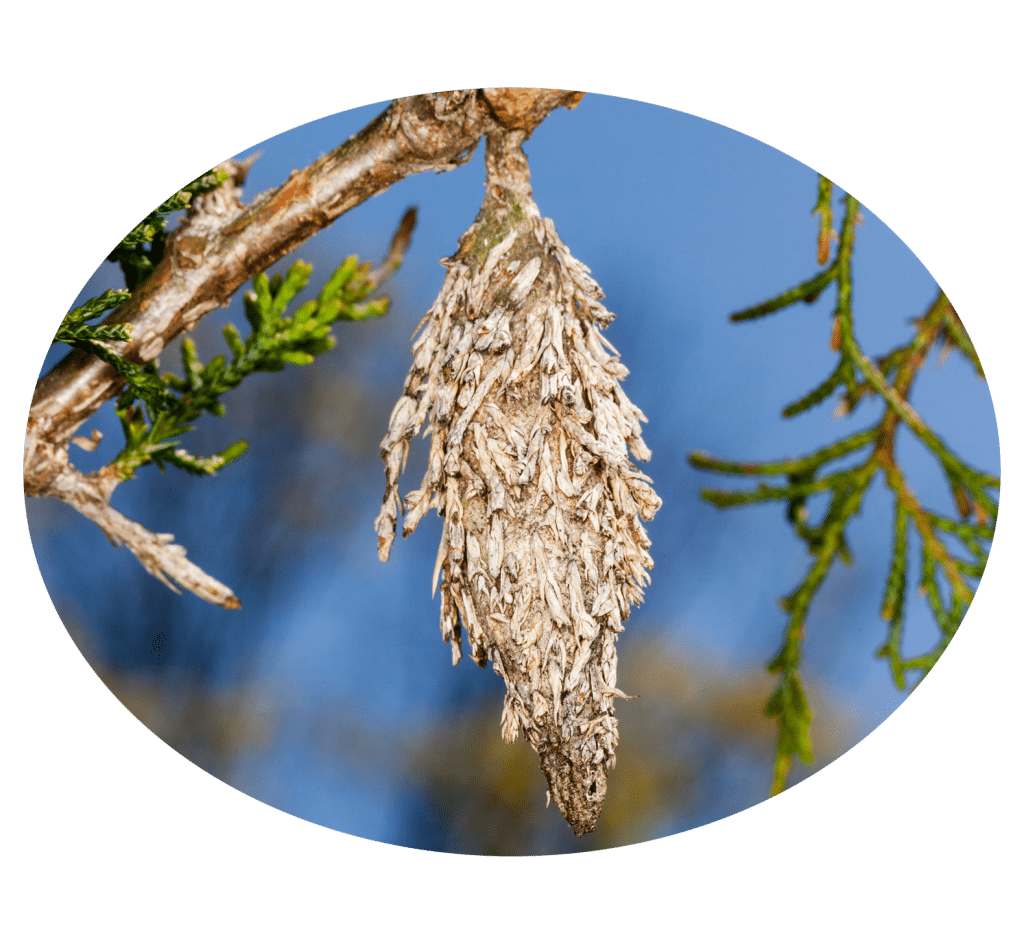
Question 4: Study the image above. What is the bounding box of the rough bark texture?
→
[25,89,584,606]
[376,129,660,834]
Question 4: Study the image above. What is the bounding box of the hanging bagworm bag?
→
[376,124,660,835]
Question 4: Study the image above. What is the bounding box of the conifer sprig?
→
[689,179,998,795]
[111,255,390,480]
[53,169,235,412]
[54,289,133,345]
[54,287,172,414]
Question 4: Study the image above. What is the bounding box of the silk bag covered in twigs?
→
[376,128,660,835]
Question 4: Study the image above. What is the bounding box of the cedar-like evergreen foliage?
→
[690,179,997,794]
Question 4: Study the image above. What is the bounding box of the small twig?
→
[690,428,876,477]
[730,262,838,322]
[41,226,414,607]
[42,464,240,608]
[813,175,835,266]
[364,207,418,290]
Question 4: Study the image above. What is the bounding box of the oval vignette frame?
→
[9,38,1015,925]
[23,89,1002,854]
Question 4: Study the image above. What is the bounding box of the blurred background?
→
[27,93,1000,855]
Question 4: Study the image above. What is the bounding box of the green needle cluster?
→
[54,288,170,413]
[54,167,233,412]
[112,255,389,479]
[690,179,998,795]
[54,289,133,345]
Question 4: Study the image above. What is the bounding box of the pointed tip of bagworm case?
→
[540,746,607,836]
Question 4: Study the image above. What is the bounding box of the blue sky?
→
[28,92,1000,850]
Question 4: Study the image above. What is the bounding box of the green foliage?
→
[55,288,172,415]
[55,289,132,344]
[54,168,232,412]
[689,178,998,795]
[111,255,390,480]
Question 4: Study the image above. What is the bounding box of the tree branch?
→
[24,89,584,607]
[26,89,583,495]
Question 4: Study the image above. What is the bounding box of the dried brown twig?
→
[25,89,584,607]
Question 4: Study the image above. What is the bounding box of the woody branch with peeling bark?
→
[25,89,584,608]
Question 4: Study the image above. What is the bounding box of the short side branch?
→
[44,464,241,608]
